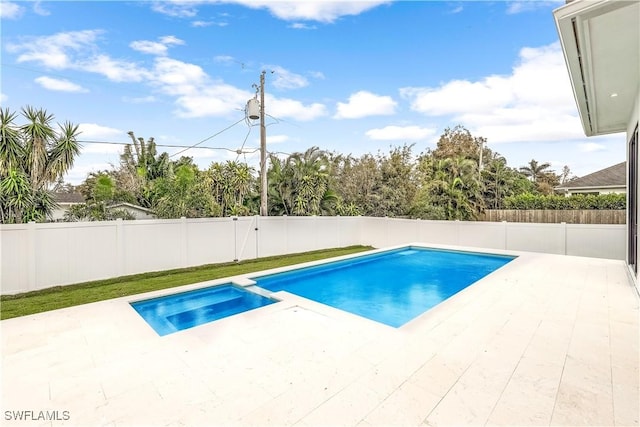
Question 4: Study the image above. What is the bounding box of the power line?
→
[169,117,246,158]
[76,139,247,152]
[75,115,251,157]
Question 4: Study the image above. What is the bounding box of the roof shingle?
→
[557,161,626,189]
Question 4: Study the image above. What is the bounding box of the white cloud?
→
[290,22,317,30]
[268,97,327,121]
[265,97,327,122]
[366,125,437,141]
[130,41,168,56]
[131,36,184,56]
[401,77,513,116]
[1,93,7,103]
[308,71,325,80]
[401,42,584,144]
[225,0,391,23]
[8,30,103,69]
[77,123,124,140]
[579,142,607,153]
[80,143,124,155]
[5,29,325,123]
[0,1,24,19]
[334,91,397,119]
[151,2,197,18]
[214,55,245,67]
[266,134,289,144]
[149,57,251,118]
[8,30,152,83]
[506,0,563,15]
[83,54,151,82]
[160,36,183,45]
[192,20,212,27]
[153,57,209,93]
[35,76,88,93]
[149,0,389,23]
[123,95,156,104]
[269,66,309,90]
[33,1,50,16]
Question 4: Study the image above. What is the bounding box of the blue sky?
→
[0,0,627,185]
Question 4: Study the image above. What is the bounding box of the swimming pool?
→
[131,284,275,336]
[131,246,515,335]
[253,247,515,327]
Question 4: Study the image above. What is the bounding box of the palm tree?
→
[1,107,80,223]
[209,161,256,216]
[267,147,337,216]
[421,156,483,220]
[154,165,221,218]
[482,156,516,209]
[116,131,172,208]
[519,159,551,183]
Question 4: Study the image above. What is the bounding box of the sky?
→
[0,0,628,185]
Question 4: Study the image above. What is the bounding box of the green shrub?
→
[503,193,625,210]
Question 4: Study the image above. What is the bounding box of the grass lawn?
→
[0,245,373,320]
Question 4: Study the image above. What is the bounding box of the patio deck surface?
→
[1,245,639,427]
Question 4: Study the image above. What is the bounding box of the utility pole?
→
[259,70,268,217]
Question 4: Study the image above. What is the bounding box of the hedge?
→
[503,193,626,210]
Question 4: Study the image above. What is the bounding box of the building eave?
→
[553,0,640,137]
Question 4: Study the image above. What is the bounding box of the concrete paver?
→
[1,245,638,426]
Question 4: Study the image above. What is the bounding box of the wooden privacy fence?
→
[481,209,626,224]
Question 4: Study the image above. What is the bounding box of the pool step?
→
[133,285,244,317]
[166,295,247,330]
[131,284,276,336]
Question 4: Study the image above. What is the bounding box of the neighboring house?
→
[51,194,156,221]
[107,203,157,220]
[50,192,85,221]
[555,161,626,196]
[554,0,639,284]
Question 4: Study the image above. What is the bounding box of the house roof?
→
[556,161,626,190]
[553,0,639,136]
[107,202,155,214]
[52,192,84,204]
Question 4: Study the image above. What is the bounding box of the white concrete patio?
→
[1,245,638,426]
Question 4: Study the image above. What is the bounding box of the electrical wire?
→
[235,126,253,162]
[169,117,246,158]
[76,139,239,152]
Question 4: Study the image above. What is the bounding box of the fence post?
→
[116,218,125,277]
[181,217,188,267]
[233,216,238,262]
[253,215,260,259]
[385,216,389,247]
[27,221,36,292]
[502,221,508,250]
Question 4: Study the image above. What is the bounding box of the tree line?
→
[1,107,582,224]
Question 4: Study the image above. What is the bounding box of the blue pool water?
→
[131,284,275,336]
[254,247,515,328]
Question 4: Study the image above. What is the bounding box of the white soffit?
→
[554,0,639,136]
